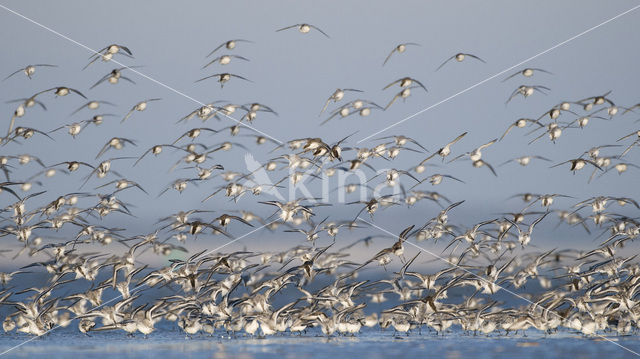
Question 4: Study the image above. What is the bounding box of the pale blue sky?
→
[1,0,639,264]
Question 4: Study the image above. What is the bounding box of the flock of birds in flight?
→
[1,22,640,342]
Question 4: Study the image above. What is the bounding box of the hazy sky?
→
[1,1,640,264]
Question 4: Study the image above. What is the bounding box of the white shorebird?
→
[382,43,420,66]
[436,52,486,71]
[501,67,553,82]
[276,23,330,38]
[84,44,133,69]
[206,39,252,57]
[195,73,252,88]
[121,98,161,123]
[202,54,250,69]
[3,64,57,80]
[319,88,363,114]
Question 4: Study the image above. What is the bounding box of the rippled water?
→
[2,328,640,359]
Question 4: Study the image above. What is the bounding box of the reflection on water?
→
[2,329,640,359]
